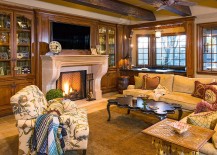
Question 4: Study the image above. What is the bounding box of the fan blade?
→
[164,5,192,16]
[176,1,197,6]
[156,5,167,11]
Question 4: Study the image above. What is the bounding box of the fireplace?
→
[41,55,108,100]
[57,71,86,101]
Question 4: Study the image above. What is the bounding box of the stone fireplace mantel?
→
[41,55,108,100]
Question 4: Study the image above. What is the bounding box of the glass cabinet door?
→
[108,28,115,67]
[0,11,12,76]
[99,26,106,55]
[15,15,32,75]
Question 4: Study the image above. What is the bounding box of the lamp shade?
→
[155,30,161,38]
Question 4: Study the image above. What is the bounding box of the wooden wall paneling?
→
[35,12,50,89]
[116,24,124,68]
[123,26,130,58]
[197,24,203,73]
[184,19,195,77]
[0,81,14,117]
[15,79,35,93]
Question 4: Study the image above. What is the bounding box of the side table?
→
[118,76,129,94]
[142,119,215,155]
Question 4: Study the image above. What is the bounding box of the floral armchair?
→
[10,85,89,155]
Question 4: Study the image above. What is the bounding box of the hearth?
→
[56,70,86,101]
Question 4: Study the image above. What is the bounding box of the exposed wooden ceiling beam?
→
[164,5,192,16]
[140,0,192,17]
[63,0,156,21]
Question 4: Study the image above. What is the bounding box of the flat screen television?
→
[51,22,90,50]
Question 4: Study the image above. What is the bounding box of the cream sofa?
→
[123,73,217,154]
[123,73,216,111]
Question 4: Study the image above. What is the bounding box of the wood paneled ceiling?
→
[39,0,217,21]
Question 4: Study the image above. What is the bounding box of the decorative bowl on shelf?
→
[170,121,189,134]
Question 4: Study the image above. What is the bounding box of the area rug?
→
[85,107,158,155]
[3,106,190,155]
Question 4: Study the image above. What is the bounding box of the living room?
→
[0,0,217,155]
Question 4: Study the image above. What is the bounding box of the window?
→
[137,36,149,66]
[156,34,186,67]
[198,23,217,73]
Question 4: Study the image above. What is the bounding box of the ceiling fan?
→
[141,0,197,16]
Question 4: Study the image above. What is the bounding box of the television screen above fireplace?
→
[51,22,90,50]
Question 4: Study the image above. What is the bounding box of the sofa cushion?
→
[173,75,215,94]
[204,85,217,106]
[159,92,202,111]
[123,89,153,98]
[192,81,217,99]
[187,111,217,130]
[143,75,160,90]
[139,73,174,92]
[134,76,143,89]
[213,124,217,149]
[200,142,217,155]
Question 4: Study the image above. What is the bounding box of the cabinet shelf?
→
[0,43,10,46]
[17,44,31,46]
[17,59,30,61]
[17,29,31,32]
[0,28,10,32]
[0,59,11,62]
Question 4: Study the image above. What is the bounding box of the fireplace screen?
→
[56,70,86,101]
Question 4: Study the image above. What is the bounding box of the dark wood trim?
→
[184,19,195,77]
[197,22,217,75]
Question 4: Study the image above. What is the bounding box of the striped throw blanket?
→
[30,114,64,155]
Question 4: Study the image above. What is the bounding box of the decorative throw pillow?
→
[204,85,217,105]
[192,81,217,99]
[187,111,217,130]
[143,75,160,90]
[134,76,143,89]
[195,100,213,114]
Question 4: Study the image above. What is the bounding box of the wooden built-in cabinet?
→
[98,24,118,93]
[0,6,35,116]
[101,69,118,93]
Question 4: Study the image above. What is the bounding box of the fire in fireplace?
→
[56,70,86,101]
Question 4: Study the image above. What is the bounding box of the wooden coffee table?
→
[142,119,215,154]
[107,95,183,121]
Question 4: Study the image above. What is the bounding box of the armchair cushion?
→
[60,108,89,150]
